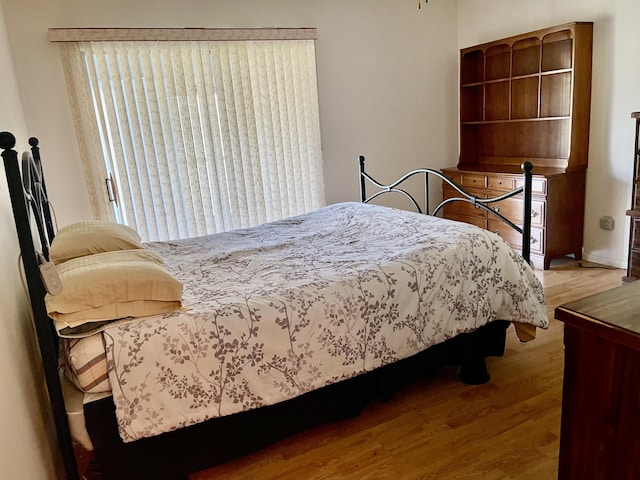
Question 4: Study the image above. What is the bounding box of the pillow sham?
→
[45,249,183,338]
[49,220,143,264]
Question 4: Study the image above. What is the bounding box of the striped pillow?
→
[61,335,111,393]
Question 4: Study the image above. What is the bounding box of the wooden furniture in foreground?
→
[443,22,593,270]
[555,281,640,480]
[624,112,640,282]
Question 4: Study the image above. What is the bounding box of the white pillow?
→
[46,249,183,338]
[49,220,143,264]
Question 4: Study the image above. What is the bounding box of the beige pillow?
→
[46,249,183,338]
[50,220,143,264]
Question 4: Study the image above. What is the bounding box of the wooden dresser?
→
[442,22,593,270]
[555,281,640,479]
[624,112,640,282]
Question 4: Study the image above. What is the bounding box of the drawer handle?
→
[530,211,539,218]
[492,230,502,236]
[492,206,501,213]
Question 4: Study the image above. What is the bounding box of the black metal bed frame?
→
[1,133,533,480]
[358,155,534,265]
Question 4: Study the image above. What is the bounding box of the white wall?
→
[458,0,640,268]
[0,2,62,479]
[2,0,459,227]
[8,0,634,269]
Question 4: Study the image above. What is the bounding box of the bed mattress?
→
[63,202,547,443]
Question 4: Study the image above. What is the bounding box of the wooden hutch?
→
[442,22,593,270]
[624,112,640,282]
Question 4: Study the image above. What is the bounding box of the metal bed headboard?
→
[0,132,79,479]
[358,155,534,265]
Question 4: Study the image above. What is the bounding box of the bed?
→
[0,132,547,480]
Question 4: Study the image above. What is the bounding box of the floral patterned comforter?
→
[103,202,547,442]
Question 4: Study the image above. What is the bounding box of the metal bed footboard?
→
[358,155,534,265]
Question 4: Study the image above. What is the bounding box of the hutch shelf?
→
[442,22,593,270]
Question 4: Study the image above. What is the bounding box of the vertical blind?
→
[56,31,325,241]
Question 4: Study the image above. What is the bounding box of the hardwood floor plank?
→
[191,259,623,480]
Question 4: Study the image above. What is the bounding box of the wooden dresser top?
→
[555,280,640,350]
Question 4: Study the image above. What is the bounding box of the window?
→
[52,28,325,241]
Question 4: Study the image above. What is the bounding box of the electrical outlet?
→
[599,216,615,230]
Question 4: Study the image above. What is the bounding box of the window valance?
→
[48,27,317,43]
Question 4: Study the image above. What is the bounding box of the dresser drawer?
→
[488,219,544,254]
[488,175,547,195]
[630,250,640,278]
[442,184,485,219]
[515,177,547,195]
[460,174,487,189]
[443,172,462,185]
[487,176,515,191]
[487,197,545,227]
[632,217,640,250]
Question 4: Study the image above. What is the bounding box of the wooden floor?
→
[190,259,624,480]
